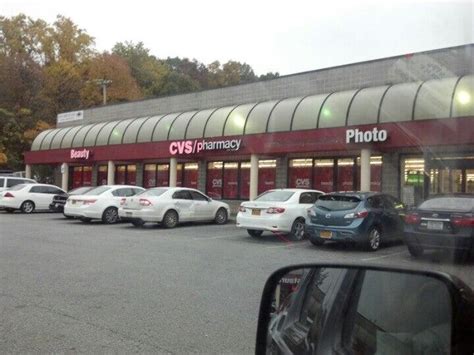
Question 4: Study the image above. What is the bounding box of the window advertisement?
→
[240,162,250,200]
[370,156,382,192]
[314,159,334,192]
[258,160,276,195]
[288,159,312,189]
[157,164,169,187]
[126,165,137,185]
[72,166,83,189]
[115,165,126,185]
[183,163,198,188]
[403,157,425,205]
[223,162,239,199]
[83,166,92,186]
[176,164,183,187]
[337,158,355,191]
[98,165,108,185]
[144,164,157,188]
[207,162,223,199]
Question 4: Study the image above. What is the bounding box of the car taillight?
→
[4,192,14,198]
[266,207,285,214]
[83,199,97,205]
[239,206,246,212]
[344,210,368,219]
[451,215,474,227]
[404,213,421,225]
[139,198,153,206]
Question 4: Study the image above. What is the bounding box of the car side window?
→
[190,191,208,201]
[6,178,25,187]
[0,178,4,187]
[112,188,131,197]
[172,190,192,200]
[30,186,46,193]
[367,196,383,209]
[132,188,144,195]
[299,192,321,204]
[48,187,64,195]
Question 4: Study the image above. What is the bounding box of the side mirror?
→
[256,264,474,354]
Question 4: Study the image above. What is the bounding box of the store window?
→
[176,164,183,186]
[355,156,383,192]
[288,159,312,189]
[207,162,223,199]
[240,162,250,200]
[314,159,334,192]
[337,158,355,191]
[223,162,239,199]
[98,165,108,185]
[144,164,157,188]
[183,163,198,189]
[157,164,169,187]
[70,166,93,189]
[258,160,276,195]
[115,164,137,185]
[402,157,425,206]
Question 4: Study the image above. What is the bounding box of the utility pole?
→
[94,79,112,105]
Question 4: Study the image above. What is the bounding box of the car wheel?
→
[407,244,424,257]
[20,201,35,214]
[214,208,228,225]
[131,219,145,227]
[290,218,307,241]
[367,227,382,251]
[162,210,178,228]
[309,237,325,246]
[80,217,92,223]
[63,214,74,219]
[102,207,119,224]
[247,229,263,237]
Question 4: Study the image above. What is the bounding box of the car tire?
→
[102,207,119,224]
[162,210,178,228]
[80,217,92,223]
[290,218,307,241]
[131,219,145,227]
[214,208,228,225]
[247,229,263,237]
[20,200,35,214]
[407,244,424,257]
[309,237,325,246]
[366,227,382,251]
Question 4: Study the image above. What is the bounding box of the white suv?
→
[0,176,36,192]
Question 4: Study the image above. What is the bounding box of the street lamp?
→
[93,79,113,105]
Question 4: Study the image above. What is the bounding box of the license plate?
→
[427,221,444,230]
[320,230,333,239]
[252,209,261,216]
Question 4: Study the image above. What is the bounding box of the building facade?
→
[25,45,474,205]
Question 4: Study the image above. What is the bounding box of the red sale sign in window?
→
[240,163,250,200]
[223,162,239,199]
[258,160,276,195]
[83,166,92,186]
[157,164,169,187]
[337,158,355,191]
[289,159,312,189]
[207,162,223,199]
[184,163,198,188]
[314,159,334,192]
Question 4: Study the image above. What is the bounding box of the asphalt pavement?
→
[1,212,473,353]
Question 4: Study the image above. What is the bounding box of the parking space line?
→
[361,250,408,261]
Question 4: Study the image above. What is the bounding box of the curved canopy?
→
[31,75,474,151]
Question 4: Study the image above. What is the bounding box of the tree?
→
[81,53,142,107]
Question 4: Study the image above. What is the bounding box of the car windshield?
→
[419,197,474,212]
[83,186,111,195]
[315,195,362,211]
[255,190,294,202]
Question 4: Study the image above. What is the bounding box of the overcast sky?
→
[3,0,473,75]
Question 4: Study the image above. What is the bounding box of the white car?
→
[0,183,66,213]
[236,189,324,240]
[0,176,36,192]
[118,187,230,228]
[64,185,145,224]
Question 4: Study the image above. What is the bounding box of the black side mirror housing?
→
[256,263,474,355]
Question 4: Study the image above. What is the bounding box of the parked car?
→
[306,192,405,251]
[236,189,324,240]
[0,183,66,213]
[63,185,145,224]
[0,176,36,192]
[118,187,230,228]
[403,195,474,260]
[49,186,95,215]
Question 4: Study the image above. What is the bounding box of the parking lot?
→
[1,212,473,353]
